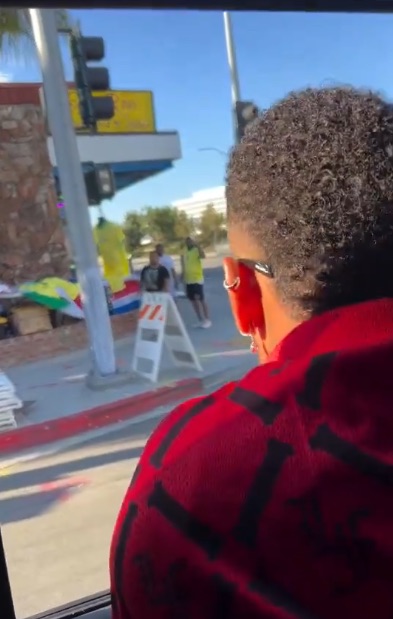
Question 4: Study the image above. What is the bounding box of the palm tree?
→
[0,9,71,61]
[0,9,34,61]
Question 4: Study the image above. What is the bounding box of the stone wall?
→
[0,83,69,284]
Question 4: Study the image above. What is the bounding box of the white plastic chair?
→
[0,373,22,432]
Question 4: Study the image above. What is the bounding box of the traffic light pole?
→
[223,11,241,144]
[29,8,118,381]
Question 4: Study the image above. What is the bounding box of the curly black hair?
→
[226,86,393,318]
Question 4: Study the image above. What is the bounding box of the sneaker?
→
[193,321,203,328]
[201,319,212,329]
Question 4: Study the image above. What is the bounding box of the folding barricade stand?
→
[132,292,202,382]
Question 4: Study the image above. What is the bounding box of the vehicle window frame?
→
[1,528,16,619]
[29,592,111,619]
[1,1,390,618]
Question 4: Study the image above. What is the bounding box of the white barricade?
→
[132,292,202,382]
[0,371,22,433]
[0,371,15,394]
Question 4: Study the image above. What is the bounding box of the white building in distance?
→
[172,186,226,222]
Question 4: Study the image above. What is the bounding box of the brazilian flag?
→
[20,279,71,311]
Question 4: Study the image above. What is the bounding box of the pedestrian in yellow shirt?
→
[181,236,211,328]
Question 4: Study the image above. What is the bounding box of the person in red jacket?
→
[110,87,393,619]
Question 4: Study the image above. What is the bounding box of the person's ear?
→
[223,257,265,338]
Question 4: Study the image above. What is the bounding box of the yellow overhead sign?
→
[68,90,156,134]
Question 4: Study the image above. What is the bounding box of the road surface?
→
[0,410,159,619]
[0,259,243,619]
[2,413,161,619]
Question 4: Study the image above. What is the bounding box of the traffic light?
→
[84,164,116,205]
[235,100,259,142]
[54,164,116,208]
[70,31,115,131]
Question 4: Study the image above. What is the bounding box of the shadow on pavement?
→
[0,444,143,495]
[0,487,72,525]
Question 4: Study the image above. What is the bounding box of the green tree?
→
[144,206,178,244]
[174,209,193,240]
[0,9,71,60]
[123,211,146,253]
[0,10,33,58]
[123,206,193,254]
[199,204,226,248]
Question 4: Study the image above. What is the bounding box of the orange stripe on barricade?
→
[139,304,150,319]
[148,305,162,321]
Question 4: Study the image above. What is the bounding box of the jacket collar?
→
[269,298,393,364]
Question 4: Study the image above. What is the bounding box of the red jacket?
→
[110,298,393,619]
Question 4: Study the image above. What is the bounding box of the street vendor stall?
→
[0,276,141,339]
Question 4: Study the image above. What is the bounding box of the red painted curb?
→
[0,378,203,456]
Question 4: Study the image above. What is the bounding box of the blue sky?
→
[3,10,393,223]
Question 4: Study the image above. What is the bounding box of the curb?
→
[0,378,203,456]
[204,357,256,391]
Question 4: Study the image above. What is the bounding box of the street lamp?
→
[223,12,241,144]
[223,12,260,144]
[198,147,227,157]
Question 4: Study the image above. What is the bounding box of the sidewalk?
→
[0,289,256,455]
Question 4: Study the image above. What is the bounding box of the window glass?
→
[1,6,391,617]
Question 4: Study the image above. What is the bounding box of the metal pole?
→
[223,11,241,143]
[29,9,117,378]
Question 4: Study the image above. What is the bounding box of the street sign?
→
[67,89,156,133]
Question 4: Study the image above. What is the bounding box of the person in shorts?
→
[181,237,211,328]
